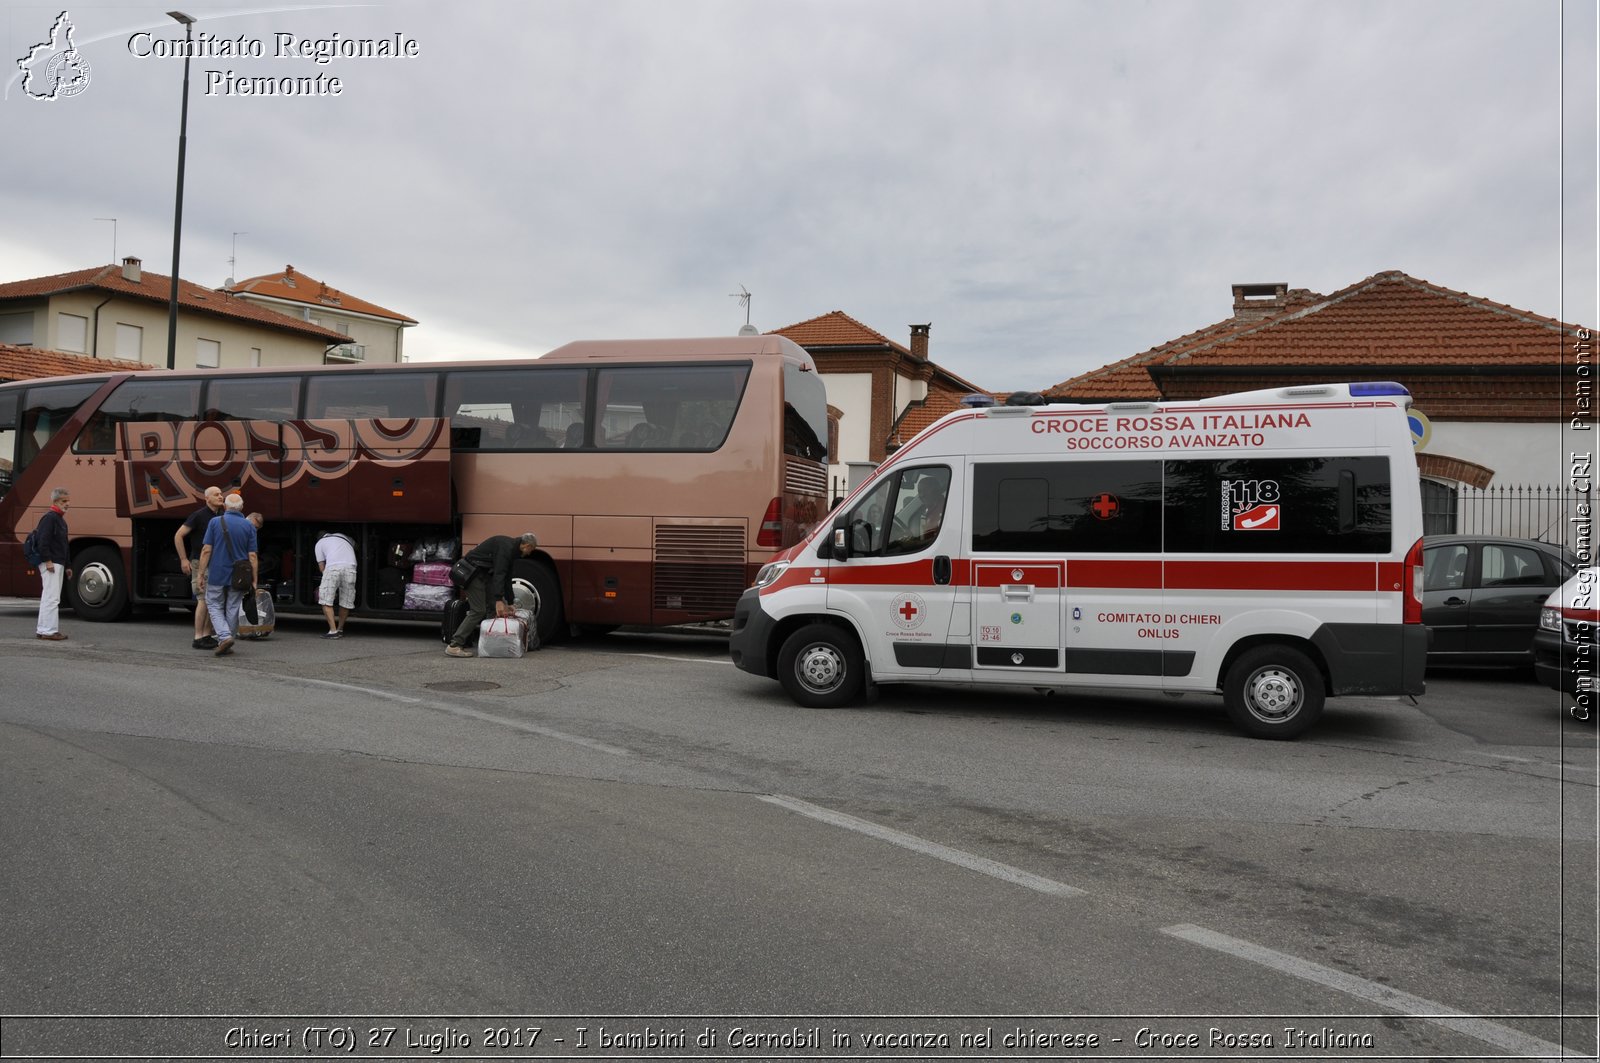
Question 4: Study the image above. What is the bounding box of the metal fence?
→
[1423,483,1592,551]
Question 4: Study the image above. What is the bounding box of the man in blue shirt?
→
[197,493,258,657]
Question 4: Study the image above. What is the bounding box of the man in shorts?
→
[314,530,357,638]
[174,486,225,649]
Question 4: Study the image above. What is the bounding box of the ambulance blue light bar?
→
[1349,381,1410,397]
[961,393,996,408]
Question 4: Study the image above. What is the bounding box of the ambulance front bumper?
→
[729,587,777,678]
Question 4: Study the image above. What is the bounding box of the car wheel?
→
[67,544,131,622]
[512,559,563,645]
[1223,645,1325,739]
[777,622,865,708]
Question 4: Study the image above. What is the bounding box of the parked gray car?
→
[1422,534,1577,667]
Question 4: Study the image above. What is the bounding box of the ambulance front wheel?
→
[778,623,865,708]
[1223,645,1325,739]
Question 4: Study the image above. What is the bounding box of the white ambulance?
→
[729,382,1428,739]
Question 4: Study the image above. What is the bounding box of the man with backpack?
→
[30,487,72,641]
[196,493,258,658]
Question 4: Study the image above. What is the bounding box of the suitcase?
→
[412,561,453,586]
[150,572,190,600]
[515,606,538,651]
[375,566,406,610]
[440,596,471,643]
[478,615,527,658]
[237,589,275,639]
[403,582,453,611]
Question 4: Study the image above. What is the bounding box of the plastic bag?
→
[478,616,527,658]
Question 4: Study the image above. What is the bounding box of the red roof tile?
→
[1049,272,1589,402]
[889,386,980,443]
[1048,288,1324,401]
[770,310,911,354]
[0,264,351,343]
[0,343,153,382]
[227,265,417,325]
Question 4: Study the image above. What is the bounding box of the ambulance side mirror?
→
[831,526,850,561]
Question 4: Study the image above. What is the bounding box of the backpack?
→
[22,528,41,568]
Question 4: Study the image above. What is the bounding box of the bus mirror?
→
[832,526,850,561]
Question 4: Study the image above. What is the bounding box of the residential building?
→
[0,258,349,369]
[224,264,417,364]
[768,312,987,499]
[1047,270,1592,543]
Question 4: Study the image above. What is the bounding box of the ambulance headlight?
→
[752,560,790,590]
[1540,607,1561,632]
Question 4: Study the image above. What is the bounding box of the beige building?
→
[0,258,349,369]
[224,264,417,364]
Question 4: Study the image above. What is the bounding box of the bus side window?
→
[443,368,586,452]
[17,381,100,476]
[74,378,201,455]
[0,391,17,499]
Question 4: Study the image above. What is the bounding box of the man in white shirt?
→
[314,530,358,638]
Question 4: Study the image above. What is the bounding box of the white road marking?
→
[760,793,1086,897]
[615,652,733,665]
[1162,923,1582,1058]
[293,677,634,757]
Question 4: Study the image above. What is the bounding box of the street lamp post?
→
[165,10,195,370]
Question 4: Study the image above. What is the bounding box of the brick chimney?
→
[909,322,931,360]
[1232,283,1288,321]
[121,256,142,283]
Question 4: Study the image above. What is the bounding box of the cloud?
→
[1,0,1592,388]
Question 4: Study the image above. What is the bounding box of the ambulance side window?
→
[1163,456,1391,554]
[844,479,895,554]
[971,460,1162,552]
[837,467,951,558]
[886,467,951,556]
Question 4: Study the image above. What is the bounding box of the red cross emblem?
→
[898,600,919,621]
[1091,493,1120,520]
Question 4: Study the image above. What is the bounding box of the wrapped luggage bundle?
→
[478,616,527,658]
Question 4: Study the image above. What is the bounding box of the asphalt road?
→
[1,601,1594,1060]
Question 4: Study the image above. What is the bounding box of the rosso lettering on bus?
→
[119,418,447,513]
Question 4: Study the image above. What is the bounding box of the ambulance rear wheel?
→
[778,623,865,708]
[1223,646,1324,739]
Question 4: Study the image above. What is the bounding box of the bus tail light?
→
[1403,536,1424,624]
[757,498,784,549]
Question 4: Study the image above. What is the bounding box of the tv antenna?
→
[93,217,116,263]
[228,231,248,285]
[730,284,757,335]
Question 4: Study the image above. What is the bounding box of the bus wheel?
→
[1223,646,1324,739]
[67,544,131,622]
[778,623,865,708]
[513,560,563,645]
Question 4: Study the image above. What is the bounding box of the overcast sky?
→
[3,0,1595,390]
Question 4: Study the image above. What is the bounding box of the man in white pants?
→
[33,486,72,641]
